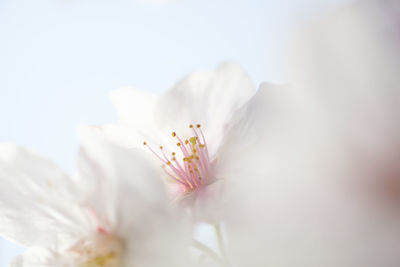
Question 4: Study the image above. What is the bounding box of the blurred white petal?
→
[236,1,400,266]
[9,248,68,267]
[0,144,89,250]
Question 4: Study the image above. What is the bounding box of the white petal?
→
[78,127,163,228]
[77,124,145,148]
[9,248,73,267]
[122,217,193,267]
[154,63,256,155]
[0,144,89,249]
[216,82,287,183]
[109,88,167,150]
[185,179,226,223]
[110,87,157,129]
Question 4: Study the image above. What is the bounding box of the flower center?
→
[144,124,211,193]
[72,232,123,267]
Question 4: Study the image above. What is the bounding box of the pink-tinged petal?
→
[77,127,193,267]
[0,144,90,249]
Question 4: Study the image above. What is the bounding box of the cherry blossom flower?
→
[0,132,191,267]
[105,63,274,223]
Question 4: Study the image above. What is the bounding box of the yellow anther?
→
[171,152,176,156]
[167,161,171,165]
[160,146,163,149]
[196,124,201,128]
[189,137,197,145]
[172,132,176,137]
[176,142,181,146]
[143,141,147,145]
[172,157,176,161]
[189,124,193,128]
[199,144,205,148]
[184,140,189,144]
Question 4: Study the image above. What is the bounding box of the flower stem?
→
[213,223,229,264]
[192,240,226,266]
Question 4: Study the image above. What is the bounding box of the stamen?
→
[194,125,210,163]
[144,142,167,163]
[176,136,191,157]
[144,124,212,193]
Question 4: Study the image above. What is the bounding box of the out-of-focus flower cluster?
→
[1,1,400,266]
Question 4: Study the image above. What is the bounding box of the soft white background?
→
[0,0,350,264]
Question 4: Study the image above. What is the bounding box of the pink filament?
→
[144,125,211,192]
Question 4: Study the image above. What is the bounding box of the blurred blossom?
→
[0,134,192,267]
[247,0,400,266]
[290,0,400,207]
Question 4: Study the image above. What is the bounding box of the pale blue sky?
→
[0,0,350,264]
